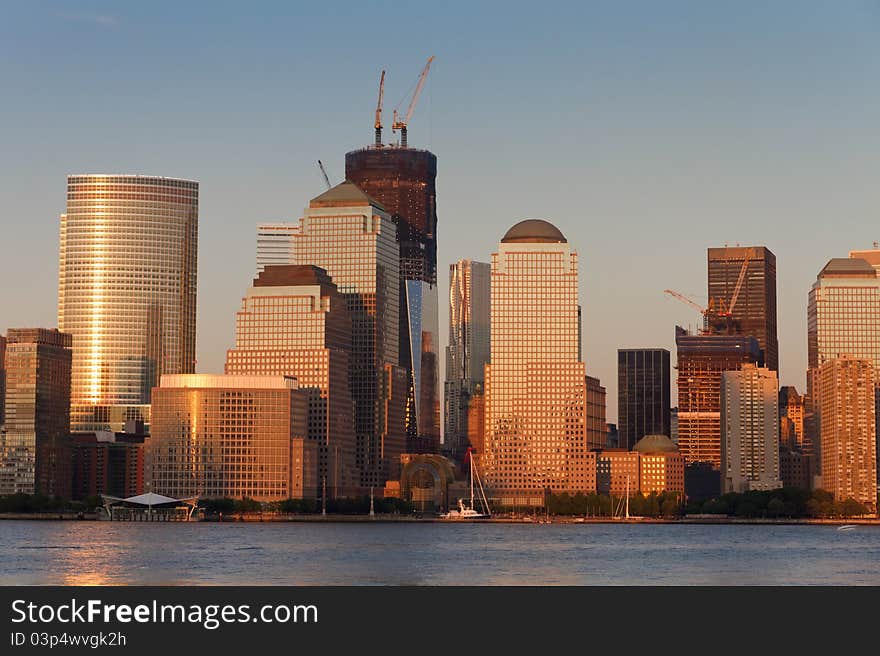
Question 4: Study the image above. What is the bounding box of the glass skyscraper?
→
[444,259,490,460]
[58,175,198,432]
[482,220,590,503]
[617,348,671,449]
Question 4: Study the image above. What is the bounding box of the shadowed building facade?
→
[617,348,671,449]
[225,265,359,496]
[0,329,72,496]
[482,220,591,505]
[346,147,440,453]
[287,182,407,488]
[675,326,761,470]
[59,175,198,432]
[707,246,778,371]
[444,259,491,462]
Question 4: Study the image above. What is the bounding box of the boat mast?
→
[470,454,475,509]
[625,474,630,520]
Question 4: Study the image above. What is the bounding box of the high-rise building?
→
[817,356,876,512]
[482,220,590,504]
[675,326,761,470]
[0,335,6,427]
[256,223,299,273]
[617,348,671,449]
[807,257,880,475]
[345,145,440,452]
[721,364,782,493]
[707,246,778,370]
[779,386,805,450]
[224,264,358,496]
[0,329,72,495]
[150,374,315,502]
[288,181,406,487]
[59,175,198,432]
[849,247,880,271]
[633,434,685,496]
[586,376,607,450]
[69,429,146,501]
[444,259,490,461]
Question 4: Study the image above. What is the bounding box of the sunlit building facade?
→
[634,434,685,496]
[721,364,782,493]
[150,374,315,501]
[0,329,72,496]
[256,222,299,273]
[675,326,761,470]
[482,220,590,503]
[224,264,358,496]
[0,335,6,427]
[444,259,491,460]
[289,181,406,487]
[59,175,198,432]
[818,356,876,511]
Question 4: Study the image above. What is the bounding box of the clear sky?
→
[1,1,879,423]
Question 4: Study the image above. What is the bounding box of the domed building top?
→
[501,219,567,244]
[633,434,679,454]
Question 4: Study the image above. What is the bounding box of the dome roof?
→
[633,434,679,454]
[501,219,567,244]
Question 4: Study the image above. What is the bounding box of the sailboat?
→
[441,453,491,520]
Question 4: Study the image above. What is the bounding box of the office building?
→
[596,450,639,497]
[69,428,146,501]
[444,259,490,460]
[818,356,876,511]
[225,264,358,496]
[779,446,812,490]
[0,329,72,496]
[586,376,607,450]
[482,220,591,503]
[346,145,440,452]
[675,326,761,469]
[288,181,406,487]
[0,335,5,427]
[256,222,299,273]
[617,348,671,449]
[721,364,782,493]
[707,246,778,370]
[807,257,880,475]
[779,386,805,450]
[59,175,198,432]
[634,434,685,496]
[150,374,316,502]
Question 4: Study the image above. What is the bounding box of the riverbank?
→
[2,512,878,525]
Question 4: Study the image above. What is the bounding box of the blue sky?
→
[2,1,879,421]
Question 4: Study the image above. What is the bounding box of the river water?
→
[2,521,878,585]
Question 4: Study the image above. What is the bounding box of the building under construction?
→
[345,58,440,452]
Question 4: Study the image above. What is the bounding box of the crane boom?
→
[392,56,434,147]
[725,249,752,316]
[374,70,385,147]
[317,160,331,190]
[664,289,706,315]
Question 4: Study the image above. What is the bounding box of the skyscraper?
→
[707,246,778,370]
[675,326,761,469]
[59,175,198,432]
[444,259,490,460]
[818,356,876,512]
[779,386,805,450]
[225,264,358,496]
[345,145,440,452]
[807,257,880,475]
[0,328,72,495]
[288,181,406,487]
[617,348,671,449]
[585,375,607,450]
[721,364,782,493]
[256,223,299,273]
[482,220,590,504]
[0,335,6,427]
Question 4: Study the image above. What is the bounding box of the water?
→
[1,521,879,585]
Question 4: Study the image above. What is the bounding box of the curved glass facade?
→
[58,175,198,432]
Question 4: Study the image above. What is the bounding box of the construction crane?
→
[374,70,385,147]
[317,160,331,190]
[714,248,752,317]
[663,289,728,335]
[392,56,434,148]
[663,289,706,316]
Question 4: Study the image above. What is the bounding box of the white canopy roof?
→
[102,492,197,507]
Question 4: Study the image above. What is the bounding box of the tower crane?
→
[374,70,385,147]
[317,160,331,190]
[392,56,434,148]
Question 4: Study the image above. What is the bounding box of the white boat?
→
[441,454,491,520]
[837,524,858,531]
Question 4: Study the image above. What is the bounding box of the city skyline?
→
[3,3,880,425]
